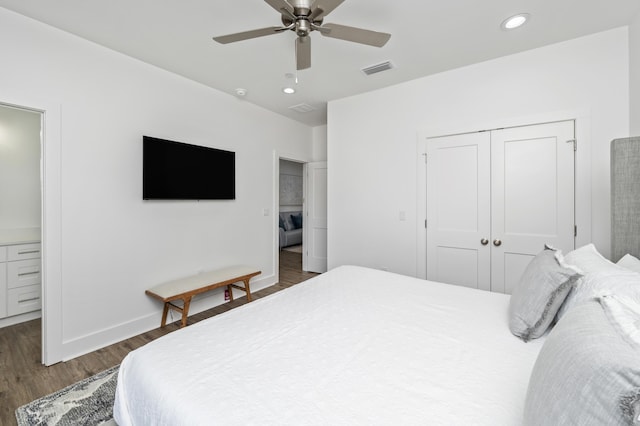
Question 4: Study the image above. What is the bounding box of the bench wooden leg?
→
[244,278,252,302]
[229,279,253,302]
[180,296,192,328]
[161,302,170,328]
[227,284,234,302]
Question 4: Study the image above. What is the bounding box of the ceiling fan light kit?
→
[213,0,391,70]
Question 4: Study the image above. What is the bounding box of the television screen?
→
[143,136,235,200]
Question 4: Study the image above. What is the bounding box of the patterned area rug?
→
[15,365,119,426]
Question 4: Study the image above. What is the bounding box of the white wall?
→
[0,8,312,361]
[328,28,630,276]
[631,12,640,135]
[0,105,41,229]
[312,125,328,162]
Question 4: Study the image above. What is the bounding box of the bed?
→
[114,255,640,426]
[115,265,544,425]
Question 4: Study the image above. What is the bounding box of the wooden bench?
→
[145,265,261,328]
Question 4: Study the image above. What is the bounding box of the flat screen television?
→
[143,136,235,200]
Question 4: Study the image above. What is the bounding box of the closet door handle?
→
[493,239,502,247]
[480,238,489,246]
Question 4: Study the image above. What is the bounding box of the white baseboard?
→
[58,274,278,362]
[0,310,41,329]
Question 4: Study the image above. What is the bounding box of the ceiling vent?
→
[361,61,394,76]
[289,103,316,113]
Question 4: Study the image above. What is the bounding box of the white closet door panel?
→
[427,132,491,291]
[436,246,480,289]
[503,137,558,235]
[436,145,480,231]
[503,252,535,295]
[491,121,575,294]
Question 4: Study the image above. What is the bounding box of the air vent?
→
[289,103,317,113]
[361,61,394,76]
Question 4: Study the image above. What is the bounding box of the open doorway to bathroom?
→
[0,103,43,355]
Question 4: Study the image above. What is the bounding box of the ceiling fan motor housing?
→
[281,4,322,37]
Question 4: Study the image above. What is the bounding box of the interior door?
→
[303,162,328,273]
[426,132,491,291]
[490,121,575,293]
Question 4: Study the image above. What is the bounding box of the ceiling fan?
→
[213,0,391,70]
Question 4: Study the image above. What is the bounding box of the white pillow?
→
[599,294,640,348]
[617,254,640,274]
[564,243,625,274]
[557,244,630,319]
[557,270,640,320]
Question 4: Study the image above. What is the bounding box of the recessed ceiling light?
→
[282,87,296,94]
[235,88,247,97]
[501,13,530,30]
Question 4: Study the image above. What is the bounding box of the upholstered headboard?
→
[611,137,640,261]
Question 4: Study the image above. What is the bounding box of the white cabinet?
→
[426,121,576,294]
[0,242,41,318]
[0,246,6,318]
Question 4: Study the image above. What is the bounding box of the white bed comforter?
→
[114,265,544,425]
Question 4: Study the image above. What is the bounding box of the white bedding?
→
[114,265,544,425]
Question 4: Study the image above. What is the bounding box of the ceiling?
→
[1,0,639,127]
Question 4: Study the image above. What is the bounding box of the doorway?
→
[276,156,327,280]
[0,97,62,365]
[0,103,43,349]
[278,159,305,275]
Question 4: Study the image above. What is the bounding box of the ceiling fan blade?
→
[264,0,295,19]
[213,26,284,44]
[320,23,391,47]
[309,0,345,21]
[296,36,311,70]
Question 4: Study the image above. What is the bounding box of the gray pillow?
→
[523,300,640,425]
[282,214,295,231]
[508,246,582,341]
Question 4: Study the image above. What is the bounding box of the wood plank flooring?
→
[0,250,317,426]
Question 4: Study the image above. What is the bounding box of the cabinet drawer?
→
[8,259,41,288]
[8,243,41,261]
[0,246,6,262]
[8,284,41,316]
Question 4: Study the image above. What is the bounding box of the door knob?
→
[480,238,489,246]
[493,239,502,247]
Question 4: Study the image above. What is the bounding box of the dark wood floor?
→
[0,250,317,426]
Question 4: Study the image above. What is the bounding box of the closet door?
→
[490,121,575,294]
[426,132,491,291]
